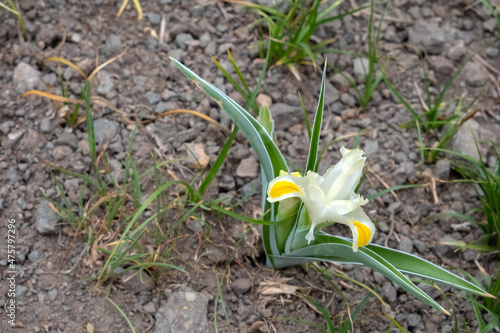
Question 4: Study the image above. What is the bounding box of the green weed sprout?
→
[237,0,362,79]
[433,145,500,252]
[171,58,492,315]
[1,0,27,39]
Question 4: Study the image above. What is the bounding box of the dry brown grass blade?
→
[117,0,128,18]
[116,0,143,21]
[153,109,232,135]
[23,90,84,104]
[24,91,122,114]
[414,81,430,112]
[88,50,126,82]
[43,57,88,79]
[219,0,264,9]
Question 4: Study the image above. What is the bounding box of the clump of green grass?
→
[23,54,124,127]
[234,0,365,80]
[440,145,500,251]
[381,43,492,163]
[40,82,190,286]
[467,271,500,333]
[325,0,391,110]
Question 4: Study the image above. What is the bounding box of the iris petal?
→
[353,221,371,247]
[270,181,301,198]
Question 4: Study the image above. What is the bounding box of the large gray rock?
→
[451,119,480,160]
[35,201,62,234]
[324,81,339,105]
[13,62,41,93]
[155,291,209,333]
[269,103,303,130]
[408,23,445,55]
[105,34,122,54]
[382,282,397,302]
[363,139,379,157]
[464,62,488,87]
[121,270,155,294]
[93,118,119,145]
[236,156,259,178]
[96,70,115,95]
[434,160,451,180]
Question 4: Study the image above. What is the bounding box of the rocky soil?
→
[1,0,500,332]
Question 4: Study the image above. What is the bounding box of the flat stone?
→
[28,250,40,263]
[161,89,177,101]
[13,62,41,93]
[105,34,122,54]
[40,118,51,133]
[447,40,466,61]
[283,93,301,106]
[147,12,162,24]
[236,156,259,178]
[451,119,480,160]
[382,282,397,302]
[340,93,356,107]
[155,102,168,113]
[464,62,488,87]
[397,237,413,253]
[186,143,209,169]
[363,139,379,157]
[121,270,155,294]
[428,56,454,78]
[408,23,445,55]
[175,33,194,47]
[331,72,354,90]
[231,278,252,295]
[93,118,120,145]
[35,201,62,234]
[406,313,422,328]
[324,81,339,105]
[143,302,157,314]
[486,47,499,58]
[269,103,303,130]
[434,160,451,180]
[155,291,209,333]
[146,91,161,104]
[96,70,115,95]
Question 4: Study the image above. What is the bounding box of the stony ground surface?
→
[1,0,500,332]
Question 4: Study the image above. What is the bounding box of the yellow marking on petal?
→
[290,172,301,177]
[279,170,288,176]
[270,181,301,198]
[353,221,371,247]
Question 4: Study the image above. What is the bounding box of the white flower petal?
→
[265,147,375,249]
[322,147,365,201]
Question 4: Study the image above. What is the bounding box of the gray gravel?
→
[35,201,62,234]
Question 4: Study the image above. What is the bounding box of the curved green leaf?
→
[304,61,327,173]
[170,58,288,183]
[274,234,450,314]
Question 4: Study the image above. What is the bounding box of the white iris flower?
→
[266,147,375,251]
